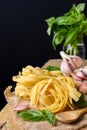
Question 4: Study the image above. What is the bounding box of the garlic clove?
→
[14,102,29,111]
[74,69,87,80]
[60,59,73,75]
[78,82,87,94]
[70,56,83,69]
[81,66,87,76]
[71,72,81,81]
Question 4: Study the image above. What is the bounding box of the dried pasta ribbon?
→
[13,65,81,113]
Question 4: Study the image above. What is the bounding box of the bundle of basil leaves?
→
[45,3,87,55]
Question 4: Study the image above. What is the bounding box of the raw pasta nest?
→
[13,65,81,113]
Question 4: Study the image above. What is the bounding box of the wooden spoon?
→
[56,107,87,123]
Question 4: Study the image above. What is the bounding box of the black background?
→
[0,0,87,110]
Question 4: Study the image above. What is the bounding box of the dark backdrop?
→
[0,0,87,110]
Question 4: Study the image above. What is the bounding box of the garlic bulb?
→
[60,51,86,81]
[60,51,83,69]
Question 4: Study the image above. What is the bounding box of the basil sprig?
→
[45,3,87,55]
[17,109,56,125]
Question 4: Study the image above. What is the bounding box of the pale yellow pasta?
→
[30,78,69,113]
[13,66,51,85]
[13,65,81,113]
[15,83,31,100]
[50,70,63,76]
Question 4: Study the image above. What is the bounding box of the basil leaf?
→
[42,110,56,125]
[76,3,85,13]
[81,20,87,34]
[45,17,56,35]
[17,110,45,121]
[74,93,87,107]
[17,109,56,125]
[47,27,51,36]
[45,66,60,71]
[52,27,68,50]
[64,27,79,46]
[45,17,55,27]
[56,16,78,25]
[52,32,64,50]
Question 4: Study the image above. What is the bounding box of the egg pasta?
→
[13,65,81,113]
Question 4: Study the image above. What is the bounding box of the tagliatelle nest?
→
[13,65,81,113]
